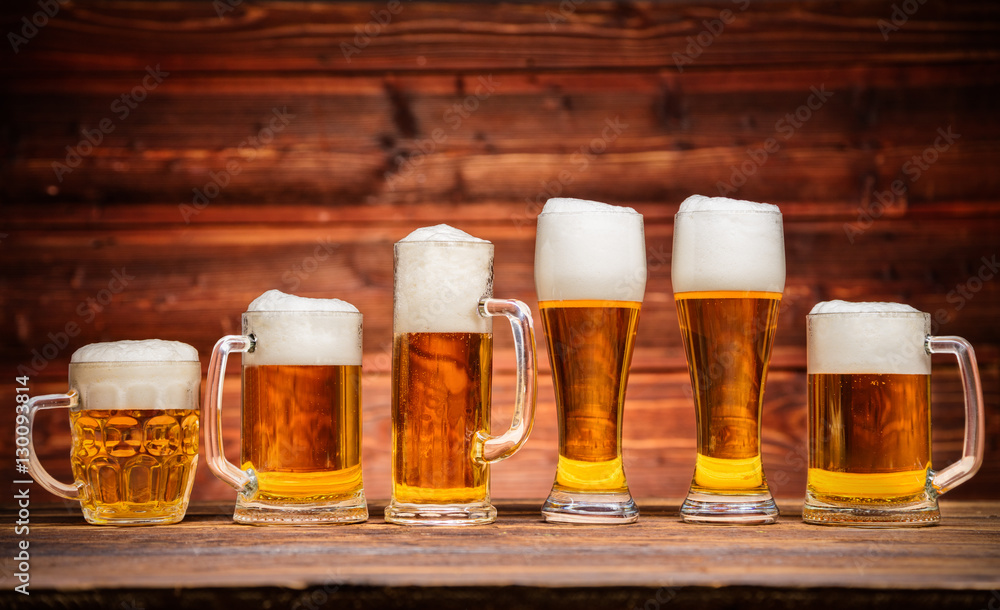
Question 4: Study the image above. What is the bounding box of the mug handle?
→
[26,392,83,500]
[204,335,259,500]
[927,336,985,496]
[472,298,538,464]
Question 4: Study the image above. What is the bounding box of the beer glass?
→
[804,301,985,526]
[386,224,537,526]
[25,340,200,525]
[204,291,367,525]
[672,195,784,524]
[534,198,645,524]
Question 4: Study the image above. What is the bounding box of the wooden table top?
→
[6,500,1000,609]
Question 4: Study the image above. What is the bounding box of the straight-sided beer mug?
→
[25,340,200,525]
[535,198,645,524]
[204,290,367,524]
[386,224,537,526]
[672,195,784,524]
[804,301,985,526]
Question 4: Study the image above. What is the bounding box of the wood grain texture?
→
[1,0,999,503]
[4,500,999,595]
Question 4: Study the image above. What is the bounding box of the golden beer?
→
[391,332,491,504]
[71,407,198,523]
[242,364,362,503]
[675,290,781,494]
[540,300,640,495]
[808,373,931,503]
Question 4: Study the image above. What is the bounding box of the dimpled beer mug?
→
[386,224,537,526]
[534,198,646,524]
[672,195,784,524]
[26,340,200,525]
[204,290,367,524]
[804,300,985,526]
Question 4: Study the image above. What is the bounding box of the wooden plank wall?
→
[1,1,999,507]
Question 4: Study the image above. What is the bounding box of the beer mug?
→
[534,198,645,524]
[672,195,784,524]
[204,290,367,524]
[25,340,200,525]
[386,224,537,526]
[804,301,985,526]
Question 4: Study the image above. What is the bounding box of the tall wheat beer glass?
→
[804,301,984,526]
[25,340,200,525]
[535,198,646,524]
[204,290,367,524]
[672,195,784,524]
[386,224,537,526]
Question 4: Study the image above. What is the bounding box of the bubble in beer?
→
[394,224,494,334]
[243,290,363,367]
[69,339,201,411]
[671,194,785,294]
[534,197,646,302]
[807,300,930,375]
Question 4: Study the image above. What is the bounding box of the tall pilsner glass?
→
[386,224,537,526]
[672,195,785,524]
[535,198,646,524]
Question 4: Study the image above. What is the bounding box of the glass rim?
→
[807,310,929,319]
[538,209,641,217]
[675,208,782,217]
[394,239,493,247]
[242,309,362,318]
[69,359,200,366]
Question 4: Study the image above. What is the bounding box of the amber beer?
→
[204,290,368,524]
[674,290,781,494]
[672,196,785,524]
[26,340,202,526]
[540,300,640,495]
[534,198,646,523]
[387,224,536,526]
[808,372,931,502]
[803,301,985,526]
[391,332,491,504]
[71,406,199,520]
[242,363,362,502]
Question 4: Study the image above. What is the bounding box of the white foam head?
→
[671,195,785,294]
[807,300,930,375]
[69,340,201,411]
[535,198,646,302]
[248,289,359,313]
[394,224,493,334]
[243,290,362,366]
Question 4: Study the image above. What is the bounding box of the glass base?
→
[384,500,496,526]
[541,488,639,524]
[82,503,189,526]
[680,489,779,525]
[803,491,940,527]
[233,491,368,525]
